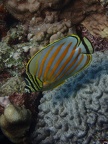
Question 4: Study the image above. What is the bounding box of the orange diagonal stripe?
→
[43,42,65,81]
[38,46,54,78]
[55,48,81,80]
[52,43,77,81]
[68,53,84,76]
[48,42,72,80]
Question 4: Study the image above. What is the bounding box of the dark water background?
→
[0,129,13,144]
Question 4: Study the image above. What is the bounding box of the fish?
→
[25,34,94,93]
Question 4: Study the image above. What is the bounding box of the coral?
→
[0,41,25,71]
[0,76,25,97]
[0,104,31,143]
[77,25,108,51]
[0,96,10,108]
[4,0,104,27]
[0,92,43,143]
[0,42,11,70]
[29,20,73,43]
[0,1,108,143]
[0,24,39,96]
[5,25,28,45]
[3,0,71,21]
[30,50,108,144]
[99,0,108,6]
[9,92,43,118]
[82,13,108,38]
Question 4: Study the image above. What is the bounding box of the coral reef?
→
[30,50,108,144]
[0,76,25,97]
[99,0,108,6]
[3,0,104,22]
[4,0,106,36]
[28,19,74,45]
[77,25,108,52]
[0,92,43,144]
[0,104,31,143]
[9,92,43,118]
[0,40,25,71]
[82,13,108,38]
[0,0,108,144]
[3,0,71,21]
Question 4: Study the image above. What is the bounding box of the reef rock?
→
[30,50,108,144]
[0,104,31,143]
[3,0,108,40]
[0,76,25,97]
[82,13,108,38]
[3,0,105,25]
[3,0,71,21]
[79,25,108,52]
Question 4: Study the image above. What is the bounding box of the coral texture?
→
[78,25,108,52]
[0,76,25,97]
[82,13,108,38]
[31,51,108,144]
[3,0,72,21]
[4,0,104,26]
[0,0,108,144]
[0,92,43,143]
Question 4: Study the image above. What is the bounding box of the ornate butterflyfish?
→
[25,34,94,93]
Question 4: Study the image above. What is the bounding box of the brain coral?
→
[30,51,108,144]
